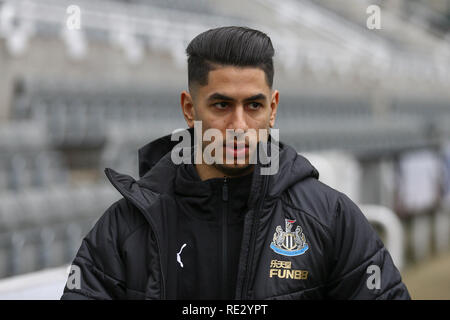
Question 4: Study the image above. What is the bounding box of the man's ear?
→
[181,90,195,128]
[269,89,279,128]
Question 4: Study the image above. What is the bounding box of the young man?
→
[61,26,410,299]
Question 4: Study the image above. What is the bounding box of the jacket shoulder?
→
[61,197,150,300]
[100,197,149,245]
[283,177,410,299]
[284,177,381,247]
[283,177,343,229]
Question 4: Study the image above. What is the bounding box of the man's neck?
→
[195,163,254,181]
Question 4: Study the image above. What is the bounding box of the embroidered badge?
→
[270,219,308,257]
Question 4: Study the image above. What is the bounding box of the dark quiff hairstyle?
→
[186,26,275,91]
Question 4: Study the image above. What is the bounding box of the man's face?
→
[181,65,279,176]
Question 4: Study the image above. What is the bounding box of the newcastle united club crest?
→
[270,219,309,257]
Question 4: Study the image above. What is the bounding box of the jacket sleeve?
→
[61,199,131,300]
[324,193,411,300]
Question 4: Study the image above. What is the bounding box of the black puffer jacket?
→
[61,131,411,300]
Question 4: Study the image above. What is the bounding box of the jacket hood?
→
[265,143,320,199]
[138,128,195,179]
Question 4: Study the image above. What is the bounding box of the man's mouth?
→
[224,142,249,158]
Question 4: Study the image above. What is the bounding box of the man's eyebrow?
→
[207,92,267,102]
[207,93,235,101]
[243,93,267,102]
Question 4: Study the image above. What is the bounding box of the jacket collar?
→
[106,127,320,211]
[138,127,194,179]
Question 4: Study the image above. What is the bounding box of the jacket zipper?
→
[222,177,228,299]
[241,173,269,299]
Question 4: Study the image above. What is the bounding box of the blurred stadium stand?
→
[0,0,449,299]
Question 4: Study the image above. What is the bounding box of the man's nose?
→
[229,105,248,132]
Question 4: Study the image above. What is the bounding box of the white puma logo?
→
[176,243,187,268]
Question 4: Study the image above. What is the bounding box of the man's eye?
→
[213,102,228,109]
[247,102,262,110]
